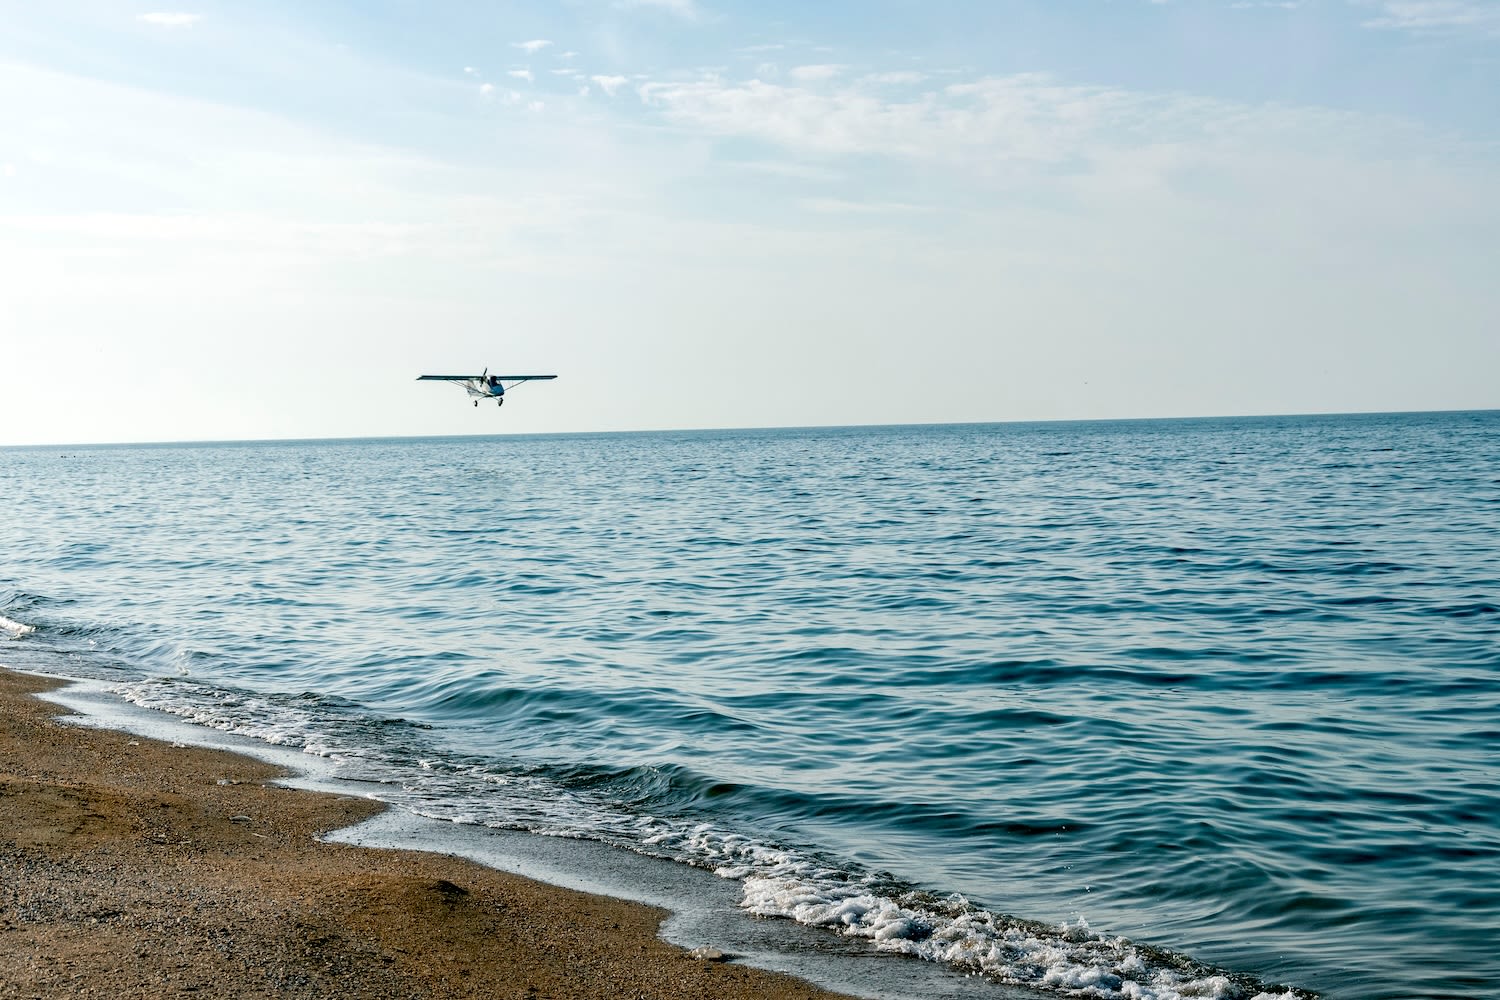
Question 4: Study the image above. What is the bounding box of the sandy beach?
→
[0,668,853,999]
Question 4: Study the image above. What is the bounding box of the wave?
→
[103,673,1312,1000]
[0,613,35,637]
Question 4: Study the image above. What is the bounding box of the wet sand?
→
[0,668,853,999]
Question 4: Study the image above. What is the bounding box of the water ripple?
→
[2,413,1498,999]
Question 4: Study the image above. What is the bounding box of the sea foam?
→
[0,614,35,637]
[106,673,1307,998]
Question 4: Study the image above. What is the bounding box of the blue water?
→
[2,413,1497,1000]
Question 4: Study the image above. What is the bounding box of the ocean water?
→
[2,413,1497,1000]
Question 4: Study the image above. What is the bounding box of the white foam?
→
[0,614,35,637]
[113,680,328,750]
[101,675,1313,999]
[735,873,1309,1000]
[620,817,1310,997]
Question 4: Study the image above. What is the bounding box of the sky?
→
[1,0,1496,445]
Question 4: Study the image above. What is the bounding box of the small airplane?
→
[417,368,558,407]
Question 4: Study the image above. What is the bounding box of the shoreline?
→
[0,667,856,999]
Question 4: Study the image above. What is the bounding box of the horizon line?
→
[3,407,1496,451]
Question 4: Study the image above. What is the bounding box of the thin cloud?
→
[137,12,201,27]
[640,74,1102,161]
[1356,0,1500,35]
[635,69,1444,179]
[513,39,552,54]
[789,64,845,82]
[592,75,630,97]
[509,69,534,83]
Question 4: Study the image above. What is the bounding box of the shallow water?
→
[3,413,1498,1000]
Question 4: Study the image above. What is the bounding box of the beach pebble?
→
[686,946,727,962]
[229,815,252,824]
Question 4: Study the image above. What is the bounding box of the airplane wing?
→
[415,375,557,381]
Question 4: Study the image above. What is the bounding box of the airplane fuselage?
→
[463,378,506,399]
[461,378,506,407]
